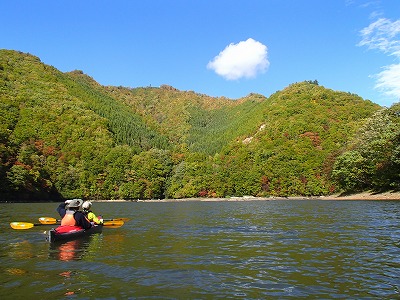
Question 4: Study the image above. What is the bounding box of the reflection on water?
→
[49,239,87,261]
[1,200,400,298]
[49,233,103,261]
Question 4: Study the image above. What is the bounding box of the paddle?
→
[104,218,130,222]
[39,217,59,224]
[10,222,45,230]
[39,217,126,227]
[11,219,124,230]
[102,220,124,228]
[39,217,130,225]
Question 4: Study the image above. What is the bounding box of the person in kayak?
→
[82,201,103,225]
[60,199,92,230]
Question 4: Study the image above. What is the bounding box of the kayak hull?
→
[48,225,103,243]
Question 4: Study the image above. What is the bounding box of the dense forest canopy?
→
[0,49,398,201]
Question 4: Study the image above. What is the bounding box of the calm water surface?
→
[1,200,400,299]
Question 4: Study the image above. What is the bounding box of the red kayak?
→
[47,224,103,243]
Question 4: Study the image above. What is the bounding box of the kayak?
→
[47,224,103,243]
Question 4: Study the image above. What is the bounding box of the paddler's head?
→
[67,199,83,211]
[82,201,92,211]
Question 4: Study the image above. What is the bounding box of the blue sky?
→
[2,0,400,107]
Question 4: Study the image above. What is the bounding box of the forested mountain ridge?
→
[1,49,397,201]
[85,77,269,155]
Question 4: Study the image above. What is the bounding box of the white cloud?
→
[207,38,269,80]
[375,64,400,98]
[359,18,400,55]
[359,18,400,99]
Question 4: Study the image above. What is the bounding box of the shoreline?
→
[96,191,400,202]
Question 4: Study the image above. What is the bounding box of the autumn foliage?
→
[1,49,397,201]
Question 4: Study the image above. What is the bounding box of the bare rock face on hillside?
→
[160,84,179,91]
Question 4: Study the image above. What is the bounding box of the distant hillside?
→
[104,85,268,154]
[0,49,387,201]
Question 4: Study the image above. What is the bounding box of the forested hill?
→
[1,49,398,202]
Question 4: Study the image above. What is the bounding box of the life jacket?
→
[60,210,77,226]
[84,209,103,224]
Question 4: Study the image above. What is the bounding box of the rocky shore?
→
[320,190,400,200]
[127,191,400,202]
[95,191,400,202]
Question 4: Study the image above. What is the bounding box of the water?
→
[1,200,400,299]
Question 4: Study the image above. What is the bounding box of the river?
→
[1,200,399,299]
